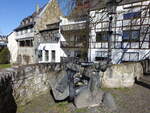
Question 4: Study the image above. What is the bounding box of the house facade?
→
[88,0,150,64]
[8,0,65,64]
[8,0,150,65]
[60,16,89,62]
[8,3,47,65]
[35,0,66,63]
[35,0,150,64]
[14,16,35,65]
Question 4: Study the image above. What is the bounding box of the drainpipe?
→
[106,0,118,77]
[108,14,113,66]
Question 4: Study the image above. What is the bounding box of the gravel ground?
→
[17,76,150,113]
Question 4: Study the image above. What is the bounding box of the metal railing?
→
[90,41,150,49]
[60,41,87,48]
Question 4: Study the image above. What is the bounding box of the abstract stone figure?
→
[74,63,105,108]
[50,62,116,109]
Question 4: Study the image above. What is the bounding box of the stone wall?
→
[0,63,62,107]
[0,62,143,112]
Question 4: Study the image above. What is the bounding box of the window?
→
[20,31,23,35]
[123,30,140,41]
[30,18,33,23]
[16,32,19,36]
[123,11,141,19]
[45,50,49,61]
[75,50,81,58]
[26,40,33,46]
[26,20,29,24]
[25,29,27,33]
[96,31,108,42]
[53,32,60,42]
[122,31,130,41]
[51,50,55,62]
[41,30,60,43]
[122,52,139,61]
[19,40,33,47]
[30,28,34,33]
[19,41,25,46]
[95,51,108,61]
[38,50,42,61]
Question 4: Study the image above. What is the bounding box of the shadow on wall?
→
[0,76,17,113]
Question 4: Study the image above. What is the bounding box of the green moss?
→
[17,105,26,113]
[49,101,70,113]
[74,108,87,113]
[0,48,10,64]
[0,64,11,69]
[57,101,69,107]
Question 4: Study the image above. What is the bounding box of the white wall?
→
[38,42,66,63]
[7,32,18,64]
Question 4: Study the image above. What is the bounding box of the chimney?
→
[36,3,40,13]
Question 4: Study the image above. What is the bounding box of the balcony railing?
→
[60,22,87,31]
[61,41,150,49]
[90,41,150,49]
[60,41,87,48]
[61,57,88,63]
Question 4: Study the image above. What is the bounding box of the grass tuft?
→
[74,108,87,113]
[0,64,11,69]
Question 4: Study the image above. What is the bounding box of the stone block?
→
[101,63,143,88]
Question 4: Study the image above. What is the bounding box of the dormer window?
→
[30,18,33,23]
[21,21,25,25]
[26,20,29,24]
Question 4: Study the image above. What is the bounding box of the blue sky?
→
[0,0,48,35]
[57,0,76,16]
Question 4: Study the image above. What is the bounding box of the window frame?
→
[96,31,109,42]
[95,51,108,61]
[122,52,139,62]
[122,30,140,42]
[123,11,141,20]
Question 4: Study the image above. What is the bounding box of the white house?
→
[37,23,67,63]
[8,4,46,65]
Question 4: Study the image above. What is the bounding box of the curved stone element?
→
[49,70,69,101]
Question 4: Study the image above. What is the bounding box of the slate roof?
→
[14,5,46,31]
